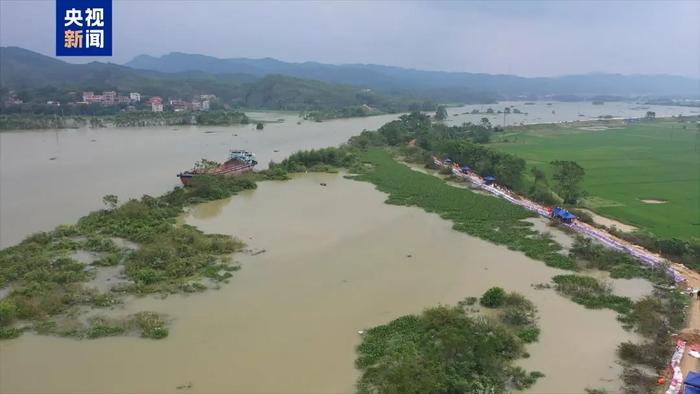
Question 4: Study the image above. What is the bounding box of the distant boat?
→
[177,150,257,186]
[592,100,605,105]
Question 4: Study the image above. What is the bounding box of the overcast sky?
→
[1,0,699,77]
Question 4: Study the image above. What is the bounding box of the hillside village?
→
[5,89,217,113]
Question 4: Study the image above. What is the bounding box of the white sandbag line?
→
[666,339,686,394]
[433,157,685,283]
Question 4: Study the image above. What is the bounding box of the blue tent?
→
[461,165,471,173]
[686,385,700,394]
[552,207,577,223]
[685,371,700,390]
[484,176,496,185]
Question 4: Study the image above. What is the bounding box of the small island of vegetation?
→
[355,288,543,394]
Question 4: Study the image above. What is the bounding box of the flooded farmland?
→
[445,100,697,127]
[0,173,646,393]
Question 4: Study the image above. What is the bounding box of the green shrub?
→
[480,287,507,308]
[517,326,540,343]
[0,326,21,339]
[508,367,544,390]
[551,274,634,316]
[84,236,117,252]
[133,312,169,339]
[86,318,126,339]
[0,298,18,325]
[93,253,120,267]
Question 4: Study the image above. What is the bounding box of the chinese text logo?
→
[56,0,112,56]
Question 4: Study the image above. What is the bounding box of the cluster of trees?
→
[348,112,588,208]
[112,111,248,127]
[273,147,358,172]
[438,140,526,189]
[433,105,448,121]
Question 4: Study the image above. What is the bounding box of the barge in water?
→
[177,150,257,186]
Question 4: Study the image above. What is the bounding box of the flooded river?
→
[0,112,399,248]
[1,102,692,249]
[445,100,697,127]
[0,173,646,393]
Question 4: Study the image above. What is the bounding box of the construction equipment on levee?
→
[432,156,684,282]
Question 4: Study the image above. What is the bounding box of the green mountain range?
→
[2,46,698,116]
[0,47,432,112]
[126,52,700,99]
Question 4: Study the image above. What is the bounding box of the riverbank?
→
[0,110,250,130]
[0,108,398,131]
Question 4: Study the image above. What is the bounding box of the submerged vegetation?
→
[569,236,669,280]
[478,288,541,343]
[550,273,687,393]
[356,290,542,394]
[351,148,575,270]
[0,171,288,340]
[552,275,634,317]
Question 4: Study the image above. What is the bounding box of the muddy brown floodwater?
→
[0,173,647,393]
[0,112,400,248]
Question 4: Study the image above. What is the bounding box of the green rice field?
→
[490,119,700,240]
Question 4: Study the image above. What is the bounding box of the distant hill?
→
[0,47,255,101]
[126,52,700,99]
[0,47,431,113]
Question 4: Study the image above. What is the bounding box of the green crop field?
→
[491,120,700,240]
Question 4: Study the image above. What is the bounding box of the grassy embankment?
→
[356,289,543,393]
[352,148,574,269]
[490,119,700,240]
[0,170,290,340]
